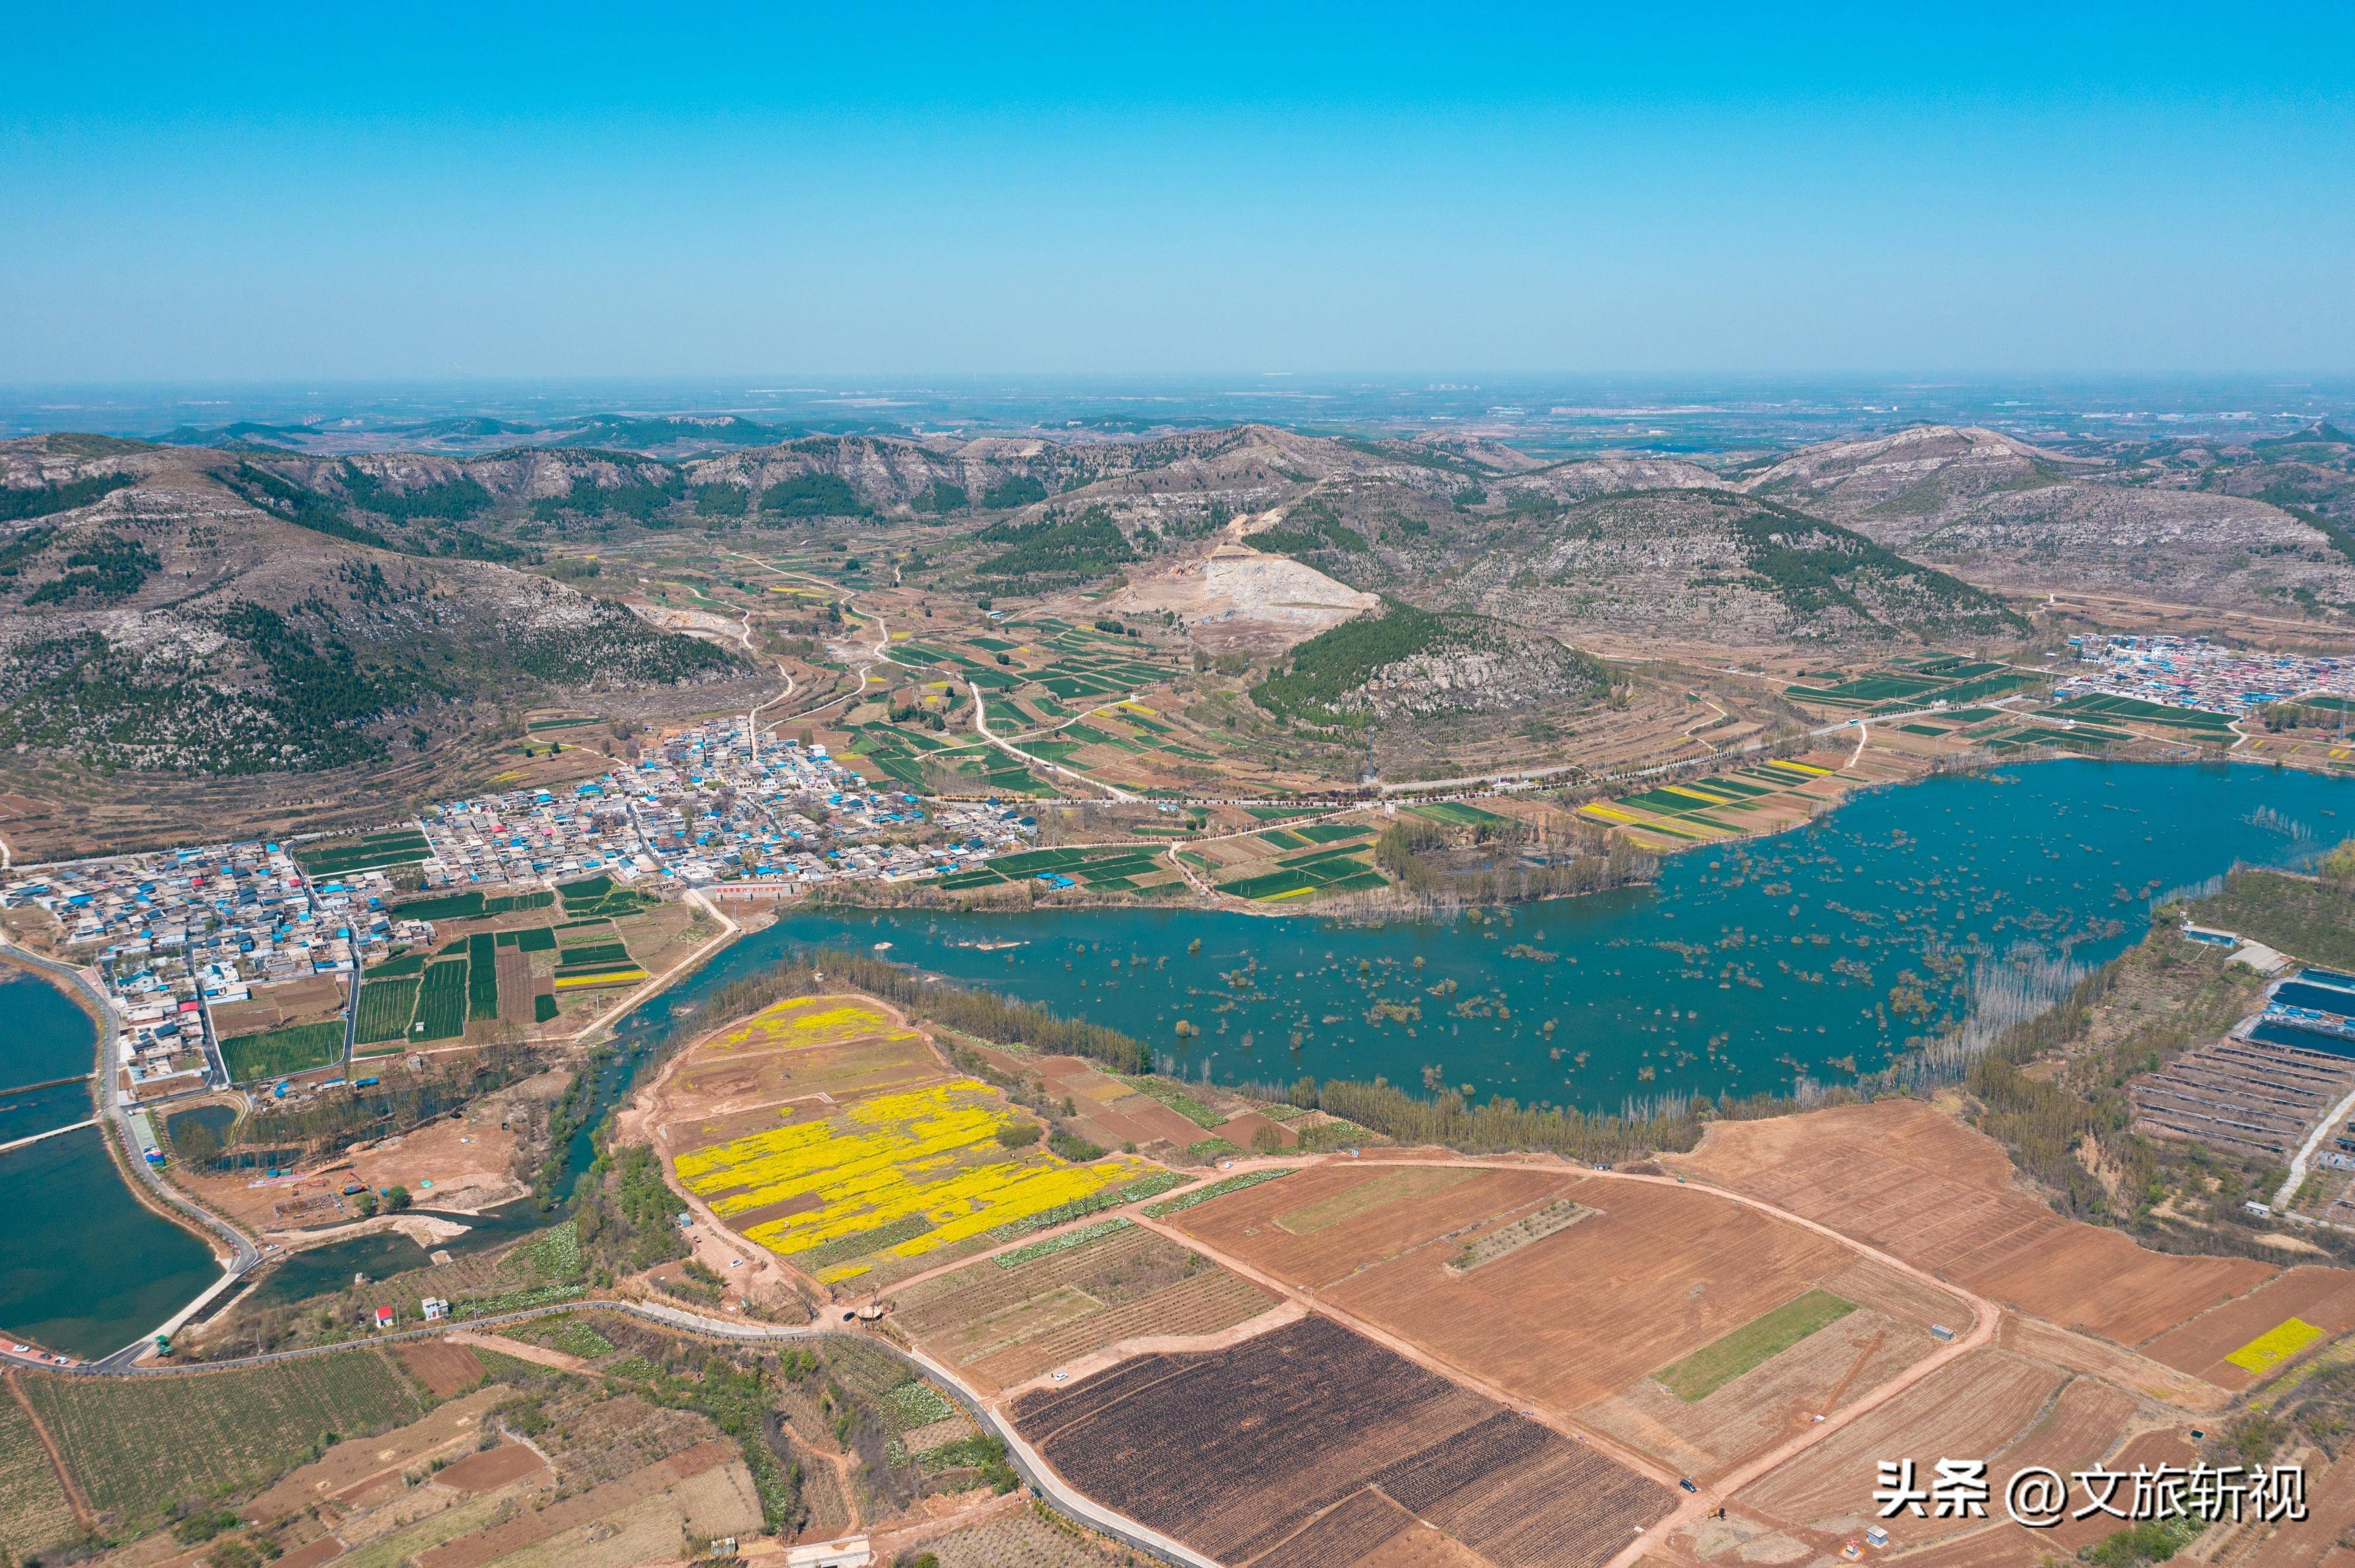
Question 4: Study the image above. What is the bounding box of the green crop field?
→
[391,888,554,922]
[1408,801,1504,826]
[466,934,499,1018]
[533,994,559,1023]
[0,1393,78,1556]
[557,941,631,967]
[414,958,470,1040]
[2047,691,2232,732]
[354,979,420,1044]
[366,951,427,978]
[220,1020,344,1082]
[291,829,431,878]
[19,1350,427,1532]
[514,925,556,952]
[1656,1289,1856,1401]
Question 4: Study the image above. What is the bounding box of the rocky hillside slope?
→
[1244,485,2026,650]
[1737,424,2355,614]
[0,439,749,779]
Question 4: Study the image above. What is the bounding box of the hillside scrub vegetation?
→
[1953,929,2337,1261]
[974,505,1135,585]
[0,469,138,520]
[2191,861,2355,969]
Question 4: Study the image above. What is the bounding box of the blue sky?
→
[4,3,2350,382]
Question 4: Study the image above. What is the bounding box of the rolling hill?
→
[0,437,756,852]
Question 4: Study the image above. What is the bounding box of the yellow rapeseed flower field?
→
[706,996,912,1052]
[673,1078,1147,1274]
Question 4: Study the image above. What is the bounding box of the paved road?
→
[2275,1080,2355,1209]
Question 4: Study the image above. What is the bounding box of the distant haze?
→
[3,4,2350,382]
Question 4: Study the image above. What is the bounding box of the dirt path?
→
[970,683,1137,802]
[443,1330,584,1372]
[7,1367,94,1529]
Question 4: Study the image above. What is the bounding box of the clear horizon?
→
[5,2,2351,383]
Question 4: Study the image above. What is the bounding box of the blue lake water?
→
[631,760,2354,1110]
[16,757,2355,1353]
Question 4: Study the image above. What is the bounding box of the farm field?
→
[17,1348,429,1533]
[1654,1288,1858,1401]
[959,1041,1273,1155]
[1730,1347,2168,1554]
[924,1503,1134,1568]
[1666,1100,2314,1348]
[219,1018,346,1082]
[352,890,698,1045]
[1196,821,1389,902]
[1007,1315,1675,1568]
[245,1387,507,1521]
[291,827,432,877]
[1580,1288,1944,1481]
[655,994,1158,1288]
[0,1389,79,1560]
[1574,748,1916,853]
[841,720,1056,797]
[1163,1163,1971,1429]
[2134,1265,2355,1389]
[892,1217,1277,1394]
[936,842,1188,896]
[1780,653,2040,714]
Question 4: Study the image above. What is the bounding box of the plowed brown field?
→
[395,1341,487,1399]
[1172,1166,1968,1418]
[1736,1349,2064,1547]
[2138,1265,2355,1388]
[1668,1101,2275,1345]
[1170,1163,1577,1287]
[1582,1304,1936,1480]
[892,1223,1276,1394]
[1993,1315,2228,1411]
[1008,1317,1673,1568]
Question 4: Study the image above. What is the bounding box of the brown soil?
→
[2135,1265,2355,1389]
[395,1341,488,1399]
[414,1439,736,1568]
[964,1046,1206,1154]
[1668,1100,2280,1347]
[1169,1167,1968,1426]
[247,1388,506,1522]
[1165,1163,1578,1289]
[1580,1305,1937,1483]
[432,1442,547,1494]
[1992,1314,2230,1413]
[271,1538,348,1568]
[1008,1316,1672,1568]
[1735,1350,2064,1548]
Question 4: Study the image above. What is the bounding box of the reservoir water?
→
[636,760,2355,1110]
[11,758,2355,1351]
[0,1126,217,1359]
